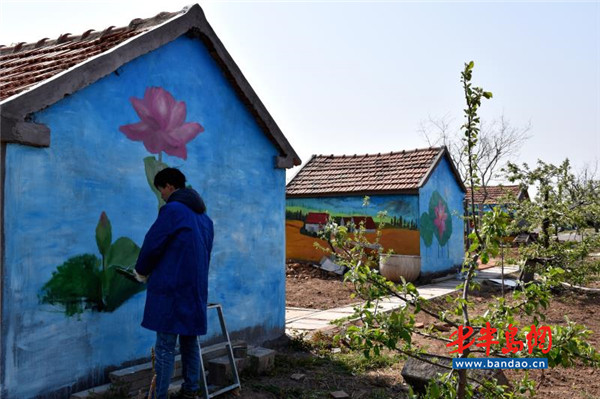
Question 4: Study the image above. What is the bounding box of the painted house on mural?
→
[0,5,300,398]
[340,216,377,233]
[304,212,329,233]
[286,147,465,277]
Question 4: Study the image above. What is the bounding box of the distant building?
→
[286,146,466,277]
[466,185,530,217]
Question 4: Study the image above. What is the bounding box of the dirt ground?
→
[229,350,409,399]
[407,285,600,399]
[286,262,358,309]
[278,261,600,398]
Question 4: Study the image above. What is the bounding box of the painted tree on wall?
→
[420,191,452,255]
[40,87,204,316]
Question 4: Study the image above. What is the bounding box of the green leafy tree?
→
[504,160,600,287]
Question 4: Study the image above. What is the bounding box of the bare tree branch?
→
[419,113,531,192]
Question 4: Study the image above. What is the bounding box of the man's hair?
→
[154,168,186,189]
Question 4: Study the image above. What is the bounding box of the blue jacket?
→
[135,188,214,335]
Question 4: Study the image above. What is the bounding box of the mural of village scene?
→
[286,195,420,262]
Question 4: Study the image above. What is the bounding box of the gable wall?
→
[2,35,285,398]
[418,156,465,274]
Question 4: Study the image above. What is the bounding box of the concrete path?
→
[286,265,519,335]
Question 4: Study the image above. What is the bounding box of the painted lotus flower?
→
[119,87,204,160]
[433,200,448,237]
[420,191,452,248]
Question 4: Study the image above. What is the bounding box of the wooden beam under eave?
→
[276,155,300,169]
[0,117,50,147]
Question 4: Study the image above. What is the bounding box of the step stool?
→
[198,303,241,398]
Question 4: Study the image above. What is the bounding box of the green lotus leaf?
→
[40,254,102,316]
[144,156,168,209]
[104,237,144,311]
[420,212,434,247]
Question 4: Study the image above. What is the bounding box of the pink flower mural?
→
[420,191,452,252]
[119,87,204,160]
[433,200,448,237]
[41,88,206,316]
[119,86,205,209]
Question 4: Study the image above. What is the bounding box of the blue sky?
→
[1,1,599,181]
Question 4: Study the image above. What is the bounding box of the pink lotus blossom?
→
[119,87,203,160]
[433,200,447,237]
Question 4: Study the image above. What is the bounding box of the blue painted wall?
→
[2,36,285,398]
[418,156,465,274]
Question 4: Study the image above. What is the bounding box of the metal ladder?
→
[198,303,241,398]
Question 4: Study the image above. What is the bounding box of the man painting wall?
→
[135,168,214,399]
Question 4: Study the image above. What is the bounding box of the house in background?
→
[285,147,466,277]
[466,185,531,243]
[466,185,530,217]
[0,4,299,398]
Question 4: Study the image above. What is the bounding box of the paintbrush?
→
[115,266,143,283]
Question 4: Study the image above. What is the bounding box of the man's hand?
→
[134,270,148,283]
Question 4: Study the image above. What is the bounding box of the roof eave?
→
[0,8,188,116]
[0,4,301,168]
[417,146,466,192]
[286,188,420,198]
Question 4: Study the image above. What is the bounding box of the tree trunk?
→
[458,368,468,398]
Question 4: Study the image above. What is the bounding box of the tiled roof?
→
[0,11,180,101]
[0,4,301,168]
[286,147,449,196]
[305,212,329,224]
[466,185,526,205]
